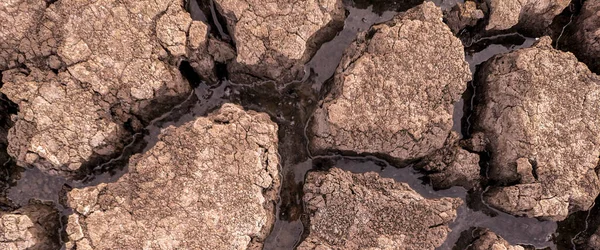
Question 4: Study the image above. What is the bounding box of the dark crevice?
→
[0,70,20,211]
[460,80,475,138]
[0,95,18,116]
[185,0,232,46]
[550,0,600,75]
[44,0,59,7]
[477,151,492,184]
[0,71,59,243]
[178,60,203,88]
[348,0,424,14]
[451,0,562,45]
[444,21,562,249]
[244,9,369,244]
[0,162,20,212]
[555,195,600,249]
[215,62,229,80]
[452,227,480,250]
[365,28,378,40]
[233,81,316,249]
[74,133,147,183]
[550,0,586,50]
[185,0,208,22]
[122,118,136,135]
[451,0,493,46]
[465,33,529,54]
[209,0,233,45]
[529,158,539,181]
[312,148,422,169]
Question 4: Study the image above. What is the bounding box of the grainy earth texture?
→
[0,0,47,70]
[309,2,471,163]
[214,0,346,84]
[0,0,209,177]
[485,0,570,34]
[297,168,462,249]
[64,104,280,249]
[1,0,600,249]
[0,203,60,250]
[474,37,600,221]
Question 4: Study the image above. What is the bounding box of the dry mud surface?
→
[1,0,600,249]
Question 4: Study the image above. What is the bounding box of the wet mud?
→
[0,0,597,249]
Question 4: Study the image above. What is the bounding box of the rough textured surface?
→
[474,37,600,221]
[297,168,462,250]
[420,133,481,190]
[214,0,345,84]
[2,69,127,176]
[0,0,203,176]
[65,104,280,250]
[464,228,525,250]
[51,0,192,121]
[310,2,471,162]
[445,0,484,34]
[571,0,600,74]
[0,0,48,70]
[486,0,570,33]
[0,204,60,250]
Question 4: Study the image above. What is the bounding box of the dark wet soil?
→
[0,0,597,249]
[555,195,600,249]
[550,0,586,51]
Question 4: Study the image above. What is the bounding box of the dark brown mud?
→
[550,0,586,51]
[0,86,18,211]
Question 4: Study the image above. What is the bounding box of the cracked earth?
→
[1,0,600,249]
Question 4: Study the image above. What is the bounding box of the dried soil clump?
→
[214,0,345,84]
[0,0,217,176]
[0,203,60,250]
[64,104,280,249]
[309,2,471,163]
[474,37,600,221]
[298,168,462,249]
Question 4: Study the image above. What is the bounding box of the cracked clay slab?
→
[64,104,280,250]
[474,37,600,221]
[309,2,471,163]
[297,168,462,250]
